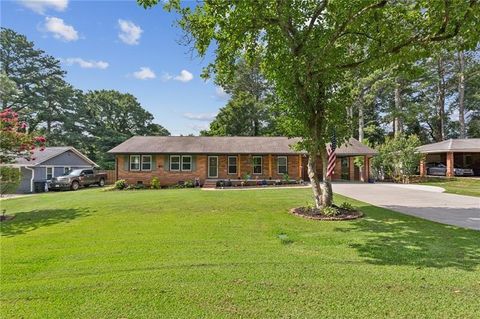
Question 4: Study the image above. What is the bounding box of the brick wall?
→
[115,154,372,186]
[116,154,304,186]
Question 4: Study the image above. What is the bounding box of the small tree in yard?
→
[0,108,46,198]
[1,108,46,164]
[139,0,478,208]
[372,134,423,183]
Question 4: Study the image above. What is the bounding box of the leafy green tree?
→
[0,28,67,132]
[139,0,478,208]
[201,91,281,136]
[82,90,170,168]
[371,134,423,183]
[202,59,282,136]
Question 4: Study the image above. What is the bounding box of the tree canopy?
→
[201,59,282,136]
[0,28,170,169]
[139,0,479,207]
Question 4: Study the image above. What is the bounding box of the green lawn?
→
[1,188,479,318]
[419,177,480,197]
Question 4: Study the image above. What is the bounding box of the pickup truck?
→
[49,168,107,191]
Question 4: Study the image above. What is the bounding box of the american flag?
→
[326,132,337,178]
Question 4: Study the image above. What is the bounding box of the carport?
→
[418,139,480,177]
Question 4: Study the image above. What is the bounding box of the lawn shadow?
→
[0,208,91,237]
[335,204,480,271]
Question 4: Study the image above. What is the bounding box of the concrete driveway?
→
[333,183,480,230]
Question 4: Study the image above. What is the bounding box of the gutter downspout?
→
[25,166,35,193]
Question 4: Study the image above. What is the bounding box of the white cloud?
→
[133,67,156,80]
[162,70,194,83]
[64,58,108,69]
[118,19,142,45]
[42,17,78,41]
[183,112,217,121]
[174,69,194,82]
[18,0,68,14]
[214,86,229,100]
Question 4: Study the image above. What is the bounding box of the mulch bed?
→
[290,206,363,221]
[0,215,15,222]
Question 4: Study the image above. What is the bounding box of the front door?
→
[208,156,218,178]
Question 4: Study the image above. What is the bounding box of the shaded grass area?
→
[419,177,480,197]
[1,188,479,318]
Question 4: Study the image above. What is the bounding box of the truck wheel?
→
[71,181,79,191]
[98,178,105,187]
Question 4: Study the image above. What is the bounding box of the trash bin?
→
[34,181,47,193]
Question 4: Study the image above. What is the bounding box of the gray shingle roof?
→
[13,147,97,166]
[108,136,377,156]
[417,139,480,154]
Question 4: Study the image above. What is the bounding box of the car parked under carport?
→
[418,139,480,177]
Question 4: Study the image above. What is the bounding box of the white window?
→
[278,156,288,174]
[228,156,237,175]
[170,155,180,171]
[181,155,192,171]
[253,156,262,174]
[141,155,152,171]
[46,167,54,180]
[130,155,140,171]
[64,167,71,175]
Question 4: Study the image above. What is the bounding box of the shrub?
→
[150,177,161,189]
[322,206,340,217]
[184,180,194,188]
[0,166,22,195]
[114,179,127,190]
[372,134,423,183]
[339,202,355,211]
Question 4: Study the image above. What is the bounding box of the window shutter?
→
[124,155,129,171]
[152,155,157,171]
[164,155,169,171]
[192,155,197,171]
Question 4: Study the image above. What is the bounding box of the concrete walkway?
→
[333,183,480,230]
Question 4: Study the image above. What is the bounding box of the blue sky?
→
[1,0,228,135]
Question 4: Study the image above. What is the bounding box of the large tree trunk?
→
[436,57,446,141]
[357,91,365,181]
[394,76,403,137]
[458,51,466,139]
[320,149,333,207]
[358,92,364,142]
[307,149,323,208]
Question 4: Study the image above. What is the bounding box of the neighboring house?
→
[108,136,377,186]
[8,147,98,193]
[418,138,480,177]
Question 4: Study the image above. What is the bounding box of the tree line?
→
[0,28,169,169]
[201,52,480,146]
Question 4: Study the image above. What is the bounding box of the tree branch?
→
[333,0,478,70]
[305,0,328,36]
[323,0,387,52]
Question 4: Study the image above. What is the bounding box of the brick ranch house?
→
[108,136,377,187]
